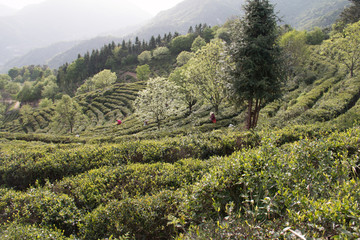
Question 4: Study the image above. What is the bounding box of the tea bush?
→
[79,190,179,240]
[52,158,211,210]
[0,131,260,190]
[174,128,360,238]
[0,223,70,240]
[0,187,81,236]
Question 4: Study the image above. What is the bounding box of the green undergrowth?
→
[1,124,359,239]
[0,129,260,190]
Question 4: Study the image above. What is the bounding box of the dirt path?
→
[120,72,138,81]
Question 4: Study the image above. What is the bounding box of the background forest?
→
[1,0,360,239]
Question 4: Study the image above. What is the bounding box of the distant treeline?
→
[56,24,214,96]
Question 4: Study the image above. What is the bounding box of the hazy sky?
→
[0,0,184,15]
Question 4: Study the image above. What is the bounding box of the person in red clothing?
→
[116,119,122,125]
[210,112,216,123]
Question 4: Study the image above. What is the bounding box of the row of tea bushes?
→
[52,158,212,210]
[1,127,359,239]
[0,186,80,236]
[76,128,360,239]
[0,131,260,190]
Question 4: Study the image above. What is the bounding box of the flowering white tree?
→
[185,39,228,113]
[134,77,185,129]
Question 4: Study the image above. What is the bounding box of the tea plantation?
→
[1,8,360,240]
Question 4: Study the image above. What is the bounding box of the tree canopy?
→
[327,21,360,77]
[134,77,184,129]
[185,39,228,113]
[51,95,86,133]
[227,0,283,129]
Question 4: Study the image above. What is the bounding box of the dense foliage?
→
[227,0,283,129]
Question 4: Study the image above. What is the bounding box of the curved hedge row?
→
[0,131,260,190]
[1,127,360,239]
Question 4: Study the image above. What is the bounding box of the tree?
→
[8,68,20,80]
[306,27,327,45]
[227,0,283,129]
[4,82,20,96]
[216,27,231,44]
[153,47,170,60]
[42,80,59,102]
[91,69,117,89]
[191,36,206,52]
[279,30,309,80]
[52,95,85,133]
[0,74,11,90]
[334,0,360,32]
[202,27,215,42]
[330,21,360,77]
[136,64,151,81]
[185,39,228,113]
[19,104,33,129]
[134,77,185,130]
[17,82,35,103]
[169,34,195,54]
[60,58,87,96]
[76,69,117,95]
[138,50,152,64]
[0,103,6,128]
[176,51,194,66]
[39,98,53,108]
[169,66,198,114]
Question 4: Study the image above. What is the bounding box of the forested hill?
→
[1,17,360,138]
[0,0,347,72]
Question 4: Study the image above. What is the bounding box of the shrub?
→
[0,187,81,236]
[52,158,210,210]
[79,190,179,240]
[0,223,70,240]
[153,47,170,60]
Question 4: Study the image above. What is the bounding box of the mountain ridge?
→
[0,0,152,66]
[0,0,348,73]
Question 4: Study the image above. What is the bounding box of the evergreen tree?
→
[156,34,162,46]
[188,26,194,34]
[149,36,156,49]
[122,40,127,50]
[228,0,283,129]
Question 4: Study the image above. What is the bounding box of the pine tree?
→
[228,0,283,129]
[149,36,156,49]
[188,26,194,34]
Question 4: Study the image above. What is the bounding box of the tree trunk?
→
[247,98,262,129]
[214,104,219,114]
[247,98,253,130]
[253,98,261,128]
[157,118,161,130]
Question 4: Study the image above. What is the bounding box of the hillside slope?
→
[2,41,359,140]
[135,0,347,39]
